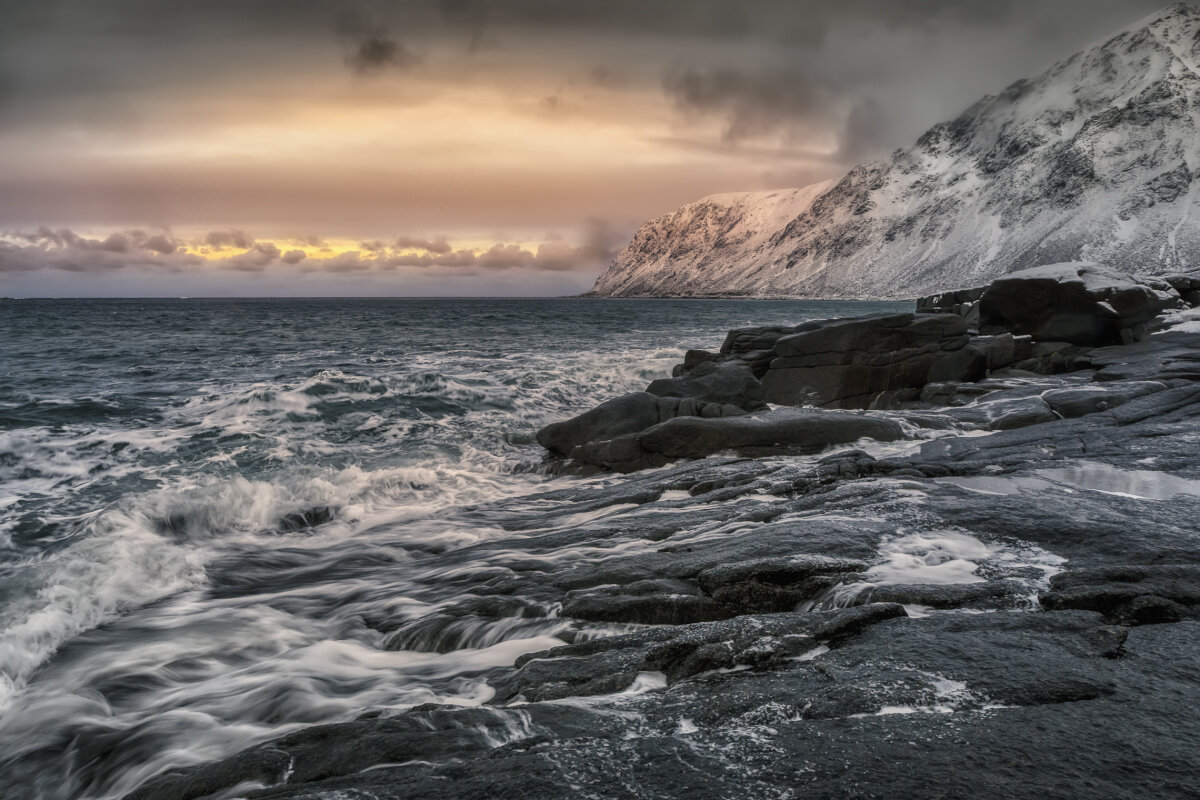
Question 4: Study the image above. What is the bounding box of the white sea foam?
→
[0,520,206,710]
[866,531,997,585]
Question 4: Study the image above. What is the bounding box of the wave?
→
[1,297,878,798]
[0,460,536,711]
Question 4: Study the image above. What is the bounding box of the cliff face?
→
[586,2,1200,298]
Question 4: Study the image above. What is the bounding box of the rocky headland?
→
[124,263,1200,799]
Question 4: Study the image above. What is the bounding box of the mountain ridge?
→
[586,1,1200,299]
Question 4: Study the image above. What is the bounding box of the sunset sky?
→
[0,0,1170,296]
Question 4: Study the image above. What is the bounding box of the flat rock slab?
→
[569,407,907,471]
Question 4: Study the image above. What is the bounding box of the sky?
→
[0,0,1175,297]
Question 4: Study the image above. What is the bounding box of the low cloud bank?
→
[0,223,620,278]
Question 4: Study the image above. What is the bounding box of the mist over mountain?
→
[587,2,1200,298]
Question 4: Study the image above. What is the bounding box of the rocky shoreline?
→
[126,262,1200,800]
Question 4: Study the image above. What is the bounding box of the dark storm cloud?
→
[0,1,1171,94]
[838,98,890,160]
[345,36,420,73]
[335,3,422,74]
[0,0,1178,247]
[663,68,824,143]
[0,0,1171,155]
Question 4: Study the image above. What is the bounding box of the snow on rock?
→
[586,2,1200,299]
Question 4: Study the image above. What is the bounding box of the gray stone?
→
[761,312,969,408]
[647,361,766,411]
[562,593,731,625]
[926,345,988,384]
[1042,381,1167,418]
[536,391,661,456]
[569,408,907,471]
[696,555,866,613]
[978,262,1166,346]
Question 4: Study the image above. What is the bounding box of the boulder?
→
[978,262,1166,346]
[646,361,766,411]
[718,325,806,376]
[760,312,969,408]
[671,348,727,376]
[720,325,802,355]
[926,345,988,384]
[538,371,759,458]
[1165,274,1200,307]
[1040,565,1200,622]
[968,333,1033,370]
[569,407,907,472]
[536,391,661,456]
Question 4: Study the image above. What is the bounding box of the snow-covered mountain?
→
[586,2,1200,298]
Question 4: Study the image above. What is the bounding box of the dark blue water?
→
[0,297,903,799]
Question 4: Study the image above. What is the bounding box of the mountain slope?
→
[586,2,1200,298]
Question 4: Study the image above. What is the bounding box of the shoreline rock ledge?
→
[538,261,1191,472]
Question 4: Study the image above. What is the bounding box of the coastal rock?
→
[925,345,988,384]
[639,409,906,459]
[696,555,866,613]
[120,328,1200,800]
[493,604,908,702]
[761,312,969,408]
[672,348,729,376]
[968,333,1032,370]
[538,363,766,460]
[1040,565,1200,621]
[1088,330,1200,382]
[977,262,1166,346]
[852,579,1031,611]
[717,325,807,377]
[1042,381,1167,418]
[646,362,766,411]
[1165,274,1200,306]
[569,408,907,471]
[563,588,732,626]
[536,391,661,456]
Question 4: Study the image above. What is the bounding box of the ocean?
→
[0,297,905,799]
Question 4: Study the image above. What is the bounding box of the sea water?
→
[0,297,904,798]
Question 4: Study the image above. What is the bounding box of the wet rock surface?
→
[570,408,906,472]
[538,263,1196,474]
[978,262,1168,346]
[123,284,1200,800]
[761,312,971,407]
